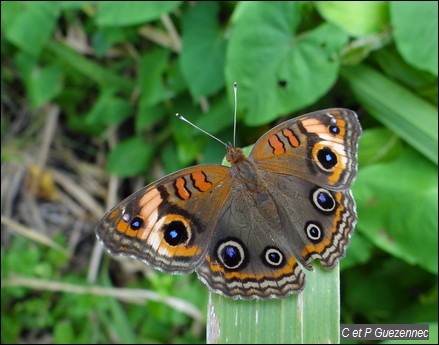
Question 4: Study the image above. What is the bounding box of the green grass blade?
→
[46,41,134,91]
[207,263,339,343]
[341,64,438,165]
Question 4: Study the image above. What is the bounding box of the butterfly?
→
[96,107,361,299]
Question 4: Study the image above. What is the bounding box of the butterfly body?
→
[97,108,361,299]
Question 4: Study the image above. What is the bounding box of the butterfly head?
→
[226,146,245,165]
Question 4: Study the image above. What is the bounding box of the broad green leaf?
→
[92,26,138,57]
[85,90,132,127]
[97,2,181,26]
[136,103,166,132]
[107,137,156,177]
[208,263,340,343]
[341,64,438,165]
[169,94,208,165]
[1,2,22,31]
[226,2,348,125]
[358,127,403,167]
[180,2,226,99]
[340,232,374,270]
[391,2,438,76]
[354,148,438,274]
[372,47,438,105]
[58,1,92,10]
[316,1,389,36]
[195,94,234,136]
[339,30,392,65]
[27,65,63,109]
[47,41,134,91]
[15,53,63,109]
[14,53,63,109]
[160,143,184,175]
[2,2,59,56]
[138,48,170,107]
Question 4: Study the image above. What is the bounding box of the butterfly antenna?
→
[233,82,238,147]
[176,113,228,148]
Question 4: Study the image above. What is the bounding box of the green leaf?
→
[85,90,132,127]
[14,53,63,109]
[372,47,438,105]
[136,103,166,131]
[339,30,392,66]
[160,143,184,175]
[390,2,438,76]
[54,320,74,344]
[47,41,134,91]
[358,127,403,167]
[169,94,207,165]
[180,2,226,99]
[340,233,374,270]
[28,64,63,108]
[138,48,170,108]
[195,94,234,136]
[354,148,438,274]
[92,26,137,57]
[2,2,59,56]
[208,263,340,343]
[316,1,389,36]
[96,1,182,26]
[226,2,348,125]
[1,2,22,31]
[341,64,438,165]
[107,137,156,177]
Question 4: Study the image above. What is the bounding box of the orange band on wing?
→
[191,171,212,192]
[173,245,202,257]
[268,135,285,155]
[116,217,130,234]
[175,177,190,200]
[282,128,300,147]
[206,256,298,280]
[116,218,137,237]
[301,118,328,134]
[334,118,346,136]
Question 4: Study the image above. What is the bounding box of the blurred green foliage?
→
[1,1,437,344]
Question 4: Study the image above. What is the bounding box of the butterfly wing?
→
[248,108,361,272]
[196,186,305,299]
[250,108,361,190]
[96,165,231,274]
[263,173,357,270]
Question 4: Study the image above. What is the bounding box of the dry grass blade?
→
[139,25,178,52]
[2,275,204,322]
[161,14,182,52]
[30,104,59,195]
[1,215,69,256]
[88,174,120,283]
[50,168,105,218]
